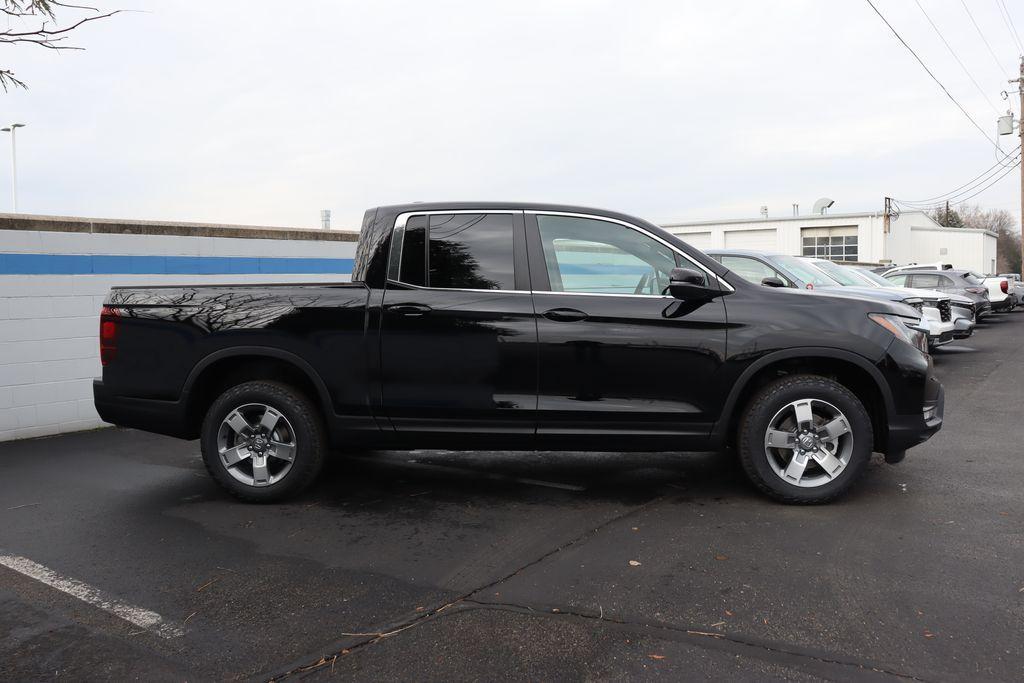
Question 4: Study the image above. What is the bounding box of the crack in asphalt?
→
[457,599,937,683]
[268,483,942,683]
[265,494,667,681]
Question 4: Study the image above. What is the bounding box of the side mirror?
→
[761,276,787,288]
[668,267,721,301]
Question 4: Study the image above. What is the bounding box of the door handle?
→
[386,303,432,316]
[542,307,588,322]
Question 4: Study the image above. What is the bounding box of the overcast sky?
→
[2,0,1023,230]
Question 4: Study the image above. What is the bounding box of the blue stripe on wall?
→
[0,253,354,275]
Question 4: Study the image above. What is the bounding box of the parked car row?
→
[706,251,1019,353]
[882,262,1021,312]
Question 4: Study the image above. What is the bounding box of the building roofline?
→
[909,225,998,238]
[0,212,360,241]
[660,210,933,228]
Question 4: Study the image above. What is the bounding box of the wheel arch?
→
[181,347,333,439]
[713,347,895,453]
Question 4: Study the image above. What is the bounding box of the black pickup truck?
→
[94,202,943,504]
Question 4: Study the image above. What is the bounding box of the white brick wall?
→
[0,228,356,442]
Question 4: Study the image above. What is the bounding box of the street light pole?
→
[1,123,26,212]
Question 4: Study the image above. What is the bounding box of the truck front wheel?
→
[200,381,326,502]
[737,375,873,504]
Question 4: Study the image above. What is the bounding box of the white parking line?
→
[0,554,183,639]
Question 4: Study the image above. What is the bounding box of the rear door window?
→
[389,213,515,290]
[910,274,943,289]
[428,214,515,290]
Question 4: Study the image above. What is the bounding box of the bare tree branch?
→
[1,0,121,89]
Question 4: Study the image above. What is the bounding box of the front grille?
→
[937,299,951,322]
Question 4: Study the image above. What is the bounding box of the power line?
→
[995,0,1024,55]
[952,155,1019,204]
[895,145,1022,205]
[864,0,1003,152]
[895,151,1022,210]
[914,0,1000,115]
[959,0,1011,80]
[895,157,1020,209]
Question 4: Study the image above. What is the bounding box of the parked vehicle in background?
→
[849,267,976,340]
[704,250,955,349]
[883,263,952,275]
[883,269,992,319]
[981,276,1013,311]
[94,202,944,505]
[806,259,957,347]
[996,273,1023,309]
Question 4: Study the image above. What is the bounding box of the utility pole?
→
[883,197,892,234]
[1019,58,1024,276]
[945,200,950,226]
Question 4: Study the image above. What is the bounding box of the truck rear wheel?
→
[200,381,326,502]
[737,375,873,504]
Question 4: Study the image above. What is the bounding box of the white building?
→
[662,209,998,274]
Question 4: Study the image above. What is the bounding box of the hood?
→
[786,286,923,319]
[821,285,909,303]
[887,286,951,302]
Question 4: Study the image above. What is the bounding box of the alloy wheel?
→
[216,403,297,487]
[763,398,854,488]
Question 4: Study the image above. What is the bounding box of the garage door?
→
[678,231,711,250]
[724,229,778,251]
[801,226,858,262]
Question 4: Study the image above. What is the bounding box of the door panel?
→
[532,292,728,435]
[527,213,729,440]
[379,211,538,436]
[380,285,537,433]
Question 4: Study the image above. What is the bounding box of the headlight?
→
[869,313,928,353]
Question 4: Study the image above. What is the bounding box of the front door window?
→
[536,215,680,295]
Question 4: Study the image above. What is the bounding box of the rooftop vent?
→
[812,198,835,215]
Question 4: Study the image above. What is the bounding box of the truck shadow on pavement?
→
[305,446,891,511]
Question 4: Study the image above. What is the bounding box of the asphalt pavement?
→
[1,311,1022,682]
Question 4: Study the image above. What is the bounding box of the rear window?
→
[963,272,984,285]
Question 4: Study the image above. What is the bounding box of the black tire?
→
[200,380,326,503]
[737,374,873,504]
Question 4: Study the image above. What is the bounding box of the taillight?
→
[966,287,986,295]
[1000,280,1008,294]
[100,306,119,366]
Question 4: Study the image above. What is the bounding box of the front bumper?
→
[921,316,956,348]
[952,317,975,339]
[886,376,944,456]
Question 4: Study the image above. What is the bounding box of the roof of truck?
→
[353,201,732,284]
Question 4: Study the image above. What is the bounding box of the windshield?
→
[964,272,984,285]
[771,255,840,287]
[852,268,893,287]
[809,260,864,286]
